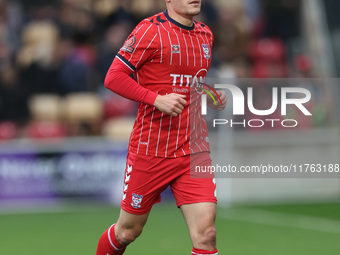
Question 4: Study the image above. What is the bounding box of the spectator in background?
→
[57,0,81,39]
[244,0,261,22]
[201,0,218,27]
[57,31,97,94]
[214,1,251,62]
[97,21,133,83]
[0,66,29,124]
[56,37,90,94]
[57,0,95,39]
[16,20,61,95]
[95,1,135,37]
[260,0,301,41]
[55,2,98,94]
[129,0,165,22]
[0,0,23,69]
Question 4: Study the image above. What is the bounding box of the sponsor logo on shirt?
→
[170,73,206,87]
[122,35,136,53]
[172,87,189,93]
[171,44,180,54]
[202,44,210,59]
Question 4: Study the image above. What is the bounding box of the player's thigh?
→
[180,202,216,232]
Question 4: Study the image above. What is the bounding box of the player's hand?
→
[153,93,187,117]
[208,90,227,111]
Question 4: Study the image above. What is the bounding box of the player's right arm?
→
[105,19,187,117]
[105,56,187,117]
[104,57,158,105]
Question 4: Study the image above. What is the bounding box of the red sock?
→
[192,247,218,255]
[96,224,126,255]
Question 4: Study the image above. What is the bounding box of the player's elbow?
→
[104,70,120,92]
[104,72,114,89]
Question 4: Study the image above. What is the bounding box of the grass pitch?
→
[0,202,339,255]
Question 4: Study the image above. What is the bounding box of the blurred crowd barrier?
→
[0,137,128,206]
[0,0,337,141]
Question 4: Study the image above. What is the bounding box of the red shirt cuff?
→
[143,90,158,106]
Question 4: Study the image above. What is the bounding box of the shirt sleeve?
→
[104,57,158,105]
[116,21,159,71]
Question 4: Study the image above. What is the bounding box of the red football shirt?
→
[116,10,213,158]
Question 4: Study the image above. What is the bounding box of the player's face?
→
[166,0,201,18]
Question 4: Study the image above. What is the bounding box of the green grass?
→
[247,202,340,221]
[0,202,339,255]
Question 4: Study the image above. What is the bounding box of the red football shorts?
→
[120,151,217,215]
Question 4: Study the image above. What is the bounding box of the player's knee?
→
[194,225,217,248]
[204,226,217,245]
[117,225,143,245]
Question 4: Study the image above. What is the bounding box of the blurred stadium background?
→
[0,0,339,254]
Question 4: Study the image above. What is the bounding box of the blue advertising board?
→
[0,138,127,207]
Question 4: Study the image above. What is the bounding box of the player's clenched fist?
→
[153,93,187,117]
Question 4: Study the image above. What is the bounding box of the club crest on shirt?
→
[171,44,180,54]
[202,44,210,59]
[122,35,136,53]
[131,193,143,209]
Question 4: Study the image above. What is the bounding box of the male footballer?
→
[96,0,227,254]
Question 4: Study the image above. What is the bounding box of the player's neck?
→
[166,9,194,28]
